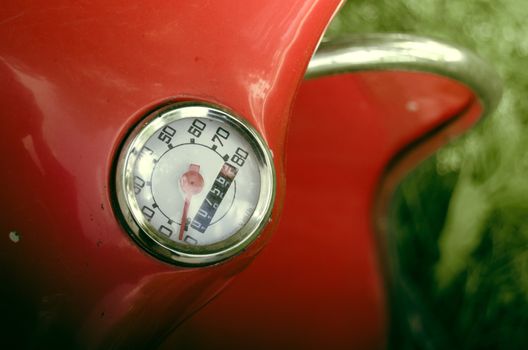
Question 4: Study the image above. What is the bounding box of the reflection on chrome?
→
[306,33,502,117]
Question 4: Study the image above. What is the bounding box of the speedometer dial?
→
[114,103,275,266]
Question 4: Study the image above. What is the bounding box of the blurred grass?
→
[326,1,528,349]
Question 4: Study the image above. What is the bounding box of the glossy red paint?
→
[165,72,478,349]
[0,0,343,347]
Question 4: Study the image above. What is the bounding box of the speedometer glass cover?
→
[114,103,275,266]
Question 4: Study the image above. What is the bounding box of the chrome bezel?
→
[114,102,275,266]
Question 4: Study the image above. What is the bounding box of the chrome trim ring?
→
[114,103,275,266]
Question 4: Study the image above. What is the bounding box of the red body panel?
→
[165,72,477,349]
[0,1,486,349]
[0,1,342,347]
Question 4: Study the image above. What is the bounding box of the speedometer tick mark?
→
[223,154,229,161]
[184,235,198,245]
[211,145,217,151]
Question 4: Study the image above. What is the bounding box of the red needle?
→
[178,164,204,240]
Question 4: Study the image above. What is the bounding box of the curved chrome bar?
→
[306,33,502,116]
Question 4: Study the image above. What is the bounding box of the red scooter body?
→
[0,1,490,348]
[167,72,478,349]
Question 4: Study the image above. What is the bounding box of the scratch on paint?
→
[0,12,25,26]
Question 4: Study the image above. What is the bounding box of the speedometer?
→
[114,103,275,266]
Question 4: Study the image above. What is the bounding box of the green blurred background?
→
[326,1,528,349]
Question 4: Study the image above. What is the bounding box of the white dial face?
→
[115,104,274,266]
